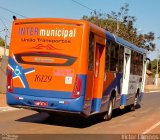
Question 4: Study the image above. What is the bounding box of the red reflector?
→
[34,101,48,107]
[7,69,13,93]
[72,76,82,98]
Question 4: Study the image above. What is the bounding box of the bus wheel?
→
[103,98,114,121]
[130,93,139,111]
[130,104,135,111]
[134,93,139,106]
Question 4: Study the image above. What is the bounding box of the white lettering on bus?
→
[39,28,76,39]
[58,30,61,37]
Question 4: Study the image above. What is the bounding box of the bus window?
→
[115,45,119,72]
[105,40,110,71]
[131,51,137,75]
[110,42,115,71]
[95,46,100,77]
[131,51,134,75]
[118,45,124,73]
[88,32,94,70]
[138,54,143,76]
[110,42,119,72]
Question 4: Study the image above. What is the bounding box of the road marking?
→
[142,121,160,134]
[0,107,18,112]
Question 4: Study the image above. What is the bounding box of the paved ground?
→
[0,93,7,107]
[144,85,160,92]
[0,93,160,135]
[0,91,160,140]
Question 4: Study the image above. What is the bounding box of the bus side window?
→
[139,54,143,75]
[135,52,139,75]
[138,54,143,76]
[110,42,119,72]
[131,51,138,75]
[115,45,119,72]
[105,40,110,71]
[88,32,94,70]
[110,42,115,71]
[118,45,124,73]
[130,51,134,75]
[95,44,100,77]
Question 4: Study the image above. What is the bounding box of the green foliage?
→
[148,59,160,76]
[82,3,155,51]
[0,37,9,49]
[0,37,5,46]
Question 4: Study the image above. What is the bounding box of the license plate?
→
[34,101,48,107]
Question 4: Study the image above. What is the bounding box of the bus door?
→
[140,55,148,100]
[92,43,105,112]
[120,48,131,108]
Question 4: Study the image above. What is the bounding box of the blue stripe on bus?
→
[8,57,34,88]
[120,94,127,106]
[91,98,102,112]
[14,88,72,98]
[91,73,122,113]
[106,31,145,54]
[103,73,122,96]
[77,74,87,97]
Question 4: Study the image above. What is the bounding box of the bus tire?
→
[130,92,140,111]
[130,104,135,111]
[102,98,114,121]
[134,92,139,107]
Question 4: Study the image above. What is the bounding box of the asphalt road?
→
[0,92,160,139]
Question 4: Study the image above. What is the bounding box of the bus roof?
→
[106,31,146,54]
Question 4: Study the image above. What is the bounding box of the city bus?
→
[7,18,147,120]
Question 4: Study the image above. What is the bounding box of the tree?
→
[147,59,160,76]
[0,37,5,46]
[0,36,9,49]
[82,3,155,51]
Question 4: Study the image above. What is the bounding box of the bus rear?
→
[7,18,88,115]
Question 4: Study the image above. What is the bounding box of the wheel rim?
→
[108,100,113,117]
[134,94,139,106]
[103,99,113,120]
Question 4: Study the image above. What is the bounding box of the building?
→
[0,46,9,93]
[145,69,153,85]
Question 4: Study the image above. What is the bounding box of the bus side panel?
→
[127,75,142,105]
[85,71,94,100]
[91,35,106,113]
[100,72,122,112]
[83,29,106,115]
[82,71,94,115]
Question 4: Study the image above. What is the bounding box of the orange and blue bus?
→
[7,18,147,120]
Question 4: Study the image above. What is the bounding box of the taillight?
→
[72,76,82,98]
[7,69,13,93]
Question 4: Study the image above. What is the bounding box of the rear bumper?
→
[11,104,88,117]
[7,92,85,114]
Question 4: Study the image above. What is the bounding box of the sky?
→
[0,0,160,60]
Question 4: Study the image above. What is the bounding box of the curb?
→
[145,90,160,93]
[0,107,19,112]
